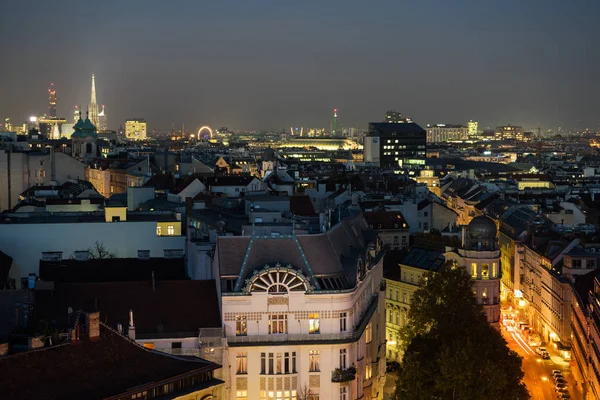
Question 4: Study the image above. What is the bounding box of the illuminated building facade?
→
[216,214,387,400]
[426,124,468,143]
[38,117,67,138]
[88,73,100,129]
[445,216,501,325]
[48,83,57,117]
[125,118,147,140]
[385,110,404,123]
[494,125,524,141]
[467,120,478,137]
[364,122,426,168]
[98,105,107,131]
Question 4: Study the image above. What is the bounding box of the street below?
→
[501,309,582,400]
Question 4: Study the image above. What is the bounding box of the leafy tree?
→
[395,265,529,400]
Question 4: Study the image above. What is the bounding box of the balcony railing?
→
[331,366,357,383]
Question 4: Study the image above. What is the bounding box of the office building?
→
[494,125,525,141]
[364,122,426,168]
[98,104,107,131]
[468,120,478,137]
[215,214,386,400]
[126,118,147,140]
[426,124,468,143]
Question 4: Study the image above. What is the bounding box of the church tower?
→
[88,74,100,129]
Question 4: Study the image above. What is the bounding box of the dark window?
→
[171,342,182,349]
[112,216,120,222]
[86,143,93,154]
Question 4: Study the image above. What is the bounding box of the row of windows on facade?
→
[388,288,411,303]
[236,388,346,400]
[235,348,370,379]
[156,225,176,236]
[471,262,498,279]
[235,312,350,336]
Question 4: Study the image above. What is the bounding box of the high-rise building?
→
[125,118,147,140]
[48,83,57,118]
[74,105,81,123]
[467,120,478,137]
[88,73,100,129]
[425,124,468,143]
[364,122,426,168]
[98,105,107,131]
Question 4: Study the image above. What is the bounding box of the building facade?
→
[445,216,502,324]
[425,124,468,143]
[363,122,426,168]
[213,214,387,400]
[126,119,148,140]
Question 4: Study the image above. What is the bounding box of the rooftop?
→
[0,325,220,400]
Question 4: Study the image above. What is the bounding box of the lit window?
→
[236,352,247,374]
[269,314,287,334]
[276,352,283,374]
[309,313,320,334]
[365,358,372,379]
[156,226,162,236]
[167,225,175,235]
[471,263,478,278]
[365,322,372,344]
[236,390,248,400]
[492,263,497,277]
[309,350,320,372]
[236,315,247,336]
[482,264,489,279]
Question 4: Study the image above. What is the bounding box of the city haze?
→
[1,0,599,131]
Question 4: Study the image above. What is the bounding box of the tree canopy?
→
[395,265,529,400]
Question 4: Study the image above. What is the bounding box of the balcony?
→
[331,366,357,383]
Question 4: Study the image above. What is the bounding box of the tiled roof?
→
[35,280,221,336]
[401,247,445,271]
[205,176,258,187]
[0,325,219,400]
[216,214,374,290]
[364,211,409,230]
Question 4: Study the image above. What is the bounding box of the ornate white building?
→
[445,215,502,324]
[213,214,387,400]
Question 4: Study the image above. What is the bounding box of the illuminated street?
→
[501,313,582,400]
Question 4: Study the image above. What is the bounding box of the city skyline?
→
[1,1,599,132]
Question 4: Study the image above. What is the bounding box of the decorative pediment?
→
[244,264,310,294]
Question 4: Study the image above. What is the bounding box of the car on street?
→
[542,351,551,359]
[537,346,547,355]
[555,382,567,391]
[555,378,566,386]
[557,388,568,394]
[386,361,400,372]
[551,370,562,376]
[557,394,570,399]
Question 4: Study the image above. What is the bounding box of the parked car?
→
[555,378,566,386]
[537,346,547,355]
[555,382,567,391]
[551,370,562,376]
[558,393,571,399]
[542,351,551,359]
[554,374,564,382]
[386,361,400,372]
[556,388,569,395]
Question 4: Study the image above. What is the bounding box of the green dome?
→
[71,115,97,138]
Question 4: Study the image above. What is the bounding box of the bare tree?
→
[88,241,116,259]
[297,384,312,400]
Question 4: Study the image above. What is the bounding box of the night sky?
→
[1,0,599,132]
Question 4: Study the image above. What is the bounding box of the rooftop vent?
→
[74,251,89,262]
[41,251,63,261]
[137,250,150,260]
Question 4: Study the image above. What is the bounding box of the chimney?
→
[87,311,100,340]
[128,309,136,340]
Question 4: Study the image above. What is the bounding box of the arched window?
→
[247,266,309,293]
